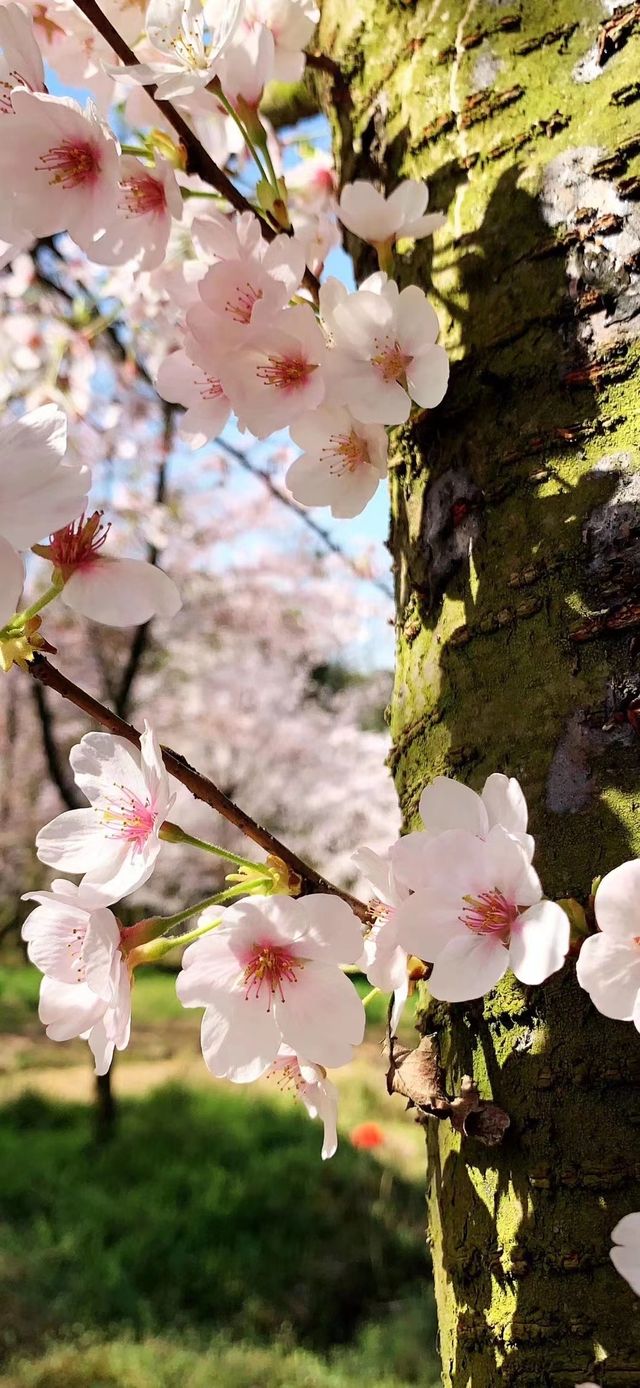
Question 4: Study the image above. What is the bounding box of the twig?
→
[71,0,319,297]
[26,654,370,922]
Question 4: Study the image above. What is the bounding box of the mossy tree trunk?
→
[318,2,640,1383]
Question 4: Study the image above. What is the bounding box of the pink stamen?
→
[37,137,102,190]
[226,282,264,325]
[201,375,224,400]
[102,787,157,851]
[243,941,301,1006]
[323,429,369,477]
[121,173,167,218]
[39,511,110,578]
[460,889,518,940]
[372,338,412,384]
[256,354,315,393]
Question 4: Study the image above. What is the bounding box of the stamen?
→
[371,338,412,384]
[322,429,369,477]
[226,283,263,325]
[256,354,314,392]
[460,889,517,939]
[101,787,157,851]
[243,942,301,1006]
[37,511,110,578]
[37,138,101,190]
[121,173,166,218]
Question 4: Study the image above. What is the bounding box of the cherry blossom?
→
[287,406,388,519]
[185,230,305,346]
[156,349,232,447]
[246,0,319,82]
[576,860,640,1029]
[392,772,535,884]
[610,1213,640,1295]
[215,18,275,109]
[91,156,183,271]
[21,879,131,1074]
[338,179,444,249]
[353,845,409,1034]
[0,404,88,550]
[0,91,120,252]
[35,511,181,626]
[113,0,244,101]
[0,2,45,116]
[176,893,365,1081]
[214,303,328,438]
[390,826,570,1003]
[35,722,175,904]
[0,537,24,626]
[324,274,449,425]
[267,1044,338,1159]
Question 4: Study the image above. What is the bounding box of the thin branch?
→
[71,0,319,297]
[115,403,173,717]
[26,654,370,922]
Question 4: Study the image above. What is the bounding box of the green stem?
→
[2,579,63,636]
[160,821,265,873]
[213,86,270,186]
[362,986,382,1009]
[120,143,150,157]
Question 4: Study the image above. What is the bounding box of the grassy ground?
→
[0,962,441,1388]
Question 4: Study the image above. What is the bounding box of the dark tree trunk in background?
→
[319,2,640,1382]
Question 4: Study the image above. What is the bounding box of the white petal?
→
[63,557,181,626]
[594,860,640,939]
[38,975,106,1041]
[428,934,508,1003]
[483,825,542,907]
[481,773,528,836]
[71,732,148,806]
[419,776,489,837]
[201,988,281,1082]
[509,900,570,986]
[294,894,364,964]
[406,344,450,410]
[82,839,161,904]
[0,536,23,625]
[274,963,365,1068]
[576,933,640,1021]
[36,808,111,871]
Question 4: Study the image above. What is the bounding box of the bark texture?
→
[318,2,640,1383]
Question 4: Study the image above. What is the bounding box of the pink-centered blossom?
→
[338,179,444,248]
[213,303,327,438]
[91,155,183,271]
[353,845,410,1034]
[0,403,88,624]
[36,722,175,904]
[245,0,319,82]
[185,230,305,347]
[21,879,131,1074]
[392,772,535,884]
[391,826,570,1003]
[0,90,120,252]
[286,405,388,519]
[0,2,45,117]
[576,860,640,1029]
[156,348,232,447]
[35,510,181,626]
[177,893,365,1082]
[610,1212,640,1296]
[267,1044,338,1159]
[323,273,449,426]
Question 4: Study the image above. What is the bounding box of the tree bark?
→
[319,2,640,1383]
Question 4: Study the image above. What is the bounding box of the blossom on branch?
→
[245,0,319,82]
[156,349,232,446]
[21,879,131,1074]
[390,826,570,1003]
[36,722,175,904]
[392,772,535,883]
[576,860,640,1029]
[322,273,449,425]
[212,303,328,438]
[286,405,388,519]
[0,90,120,252]
[113,0,244,101]
[177,893,365,1081]
[35,511,181,626]
[338,178,444,249]
[91,155,183,272]
[267,1044,339,1159]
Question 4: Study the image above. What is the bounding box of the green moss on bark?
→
[319,1,640,1382]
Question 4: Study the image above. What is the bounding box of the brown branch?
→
[71,0,319,296]
[26,654,370,921]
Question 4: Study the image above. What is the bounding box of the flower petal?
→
[63,557,181,627]
[419,776,489,838]
[428,934,509,1003]
[509,900,570,986]
[0,536,23,625]
[274,962,365,1068]
[594,860,640,939]
[576,933,640,1021]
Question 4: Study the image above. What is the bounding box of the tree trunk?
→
[319,2,640,1382]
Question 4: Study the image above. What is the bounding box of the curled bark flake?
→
[386,1035,510,1147]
